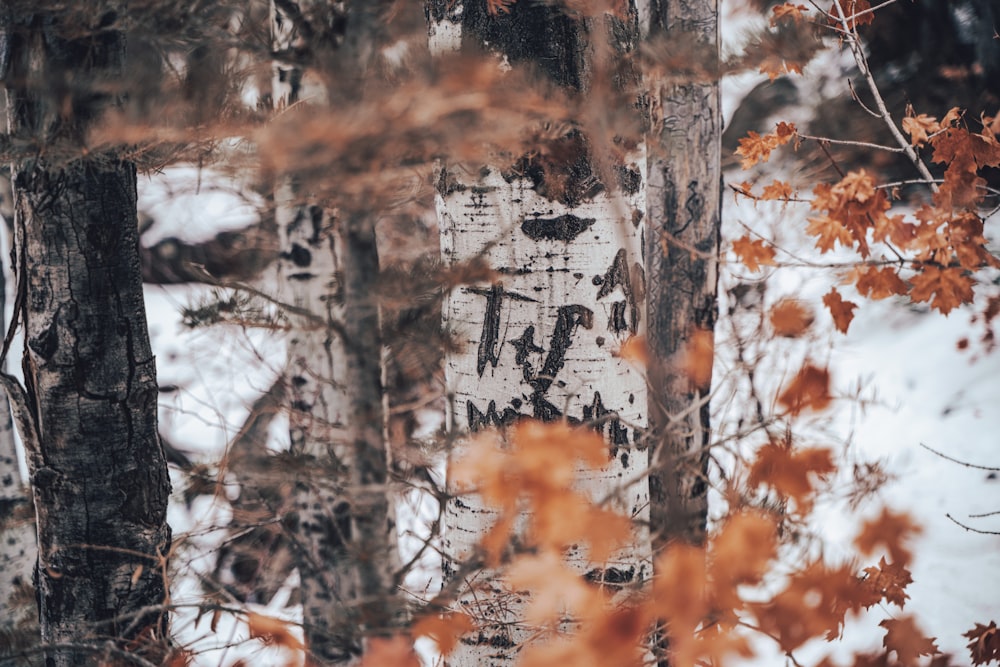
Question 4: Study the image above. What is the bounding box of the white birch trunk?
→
[271,3,397,661]
[0,88,34,638]
[0,388,34,633]
[430,4,652,663]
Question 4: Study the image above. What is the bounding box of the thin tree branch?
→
[919,442,1000,471]
[829,0,939,190]
[946,514,1000,535]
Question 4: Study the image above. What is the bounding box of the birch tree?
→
[269,1,396,661]
[0,92,34,643]
[0,5,172,664]
[428,3,652,664]
[644,0,721,548]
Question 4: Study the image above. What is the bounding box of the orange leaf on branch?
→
[678,327,715,388]
[881,616,939,665]
[823,288,858,333]
[732,235,777,272]
[747,442,835,513]
[778,363,832,415]
[358,636,420,667]
[909,266,975,315]
[829,0,874,28]
[862,557,912,608]
[807,215,854,253]
[711,510,778,611]
[735,122,797,169]
[932,127,1000,209]
[753,561,870,650]
[854,507,921,567]
[769,299,814,337]
[901,113,941,147]
[245,612,304,651]
[411,612,476,656]
[760,179,795,201]
[771,2,809,24]
[965,621,1000,666]
[853,266,908,300]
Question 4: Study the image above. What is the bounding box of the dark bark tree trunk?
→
[2,8,172,665]
[644,0,722,550]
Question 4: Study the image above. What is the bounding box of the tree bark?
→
[430,3,652,664]
[0,89,35,645]
[270,2,397,661]
[3,8,172,665]
[644,0,722,550]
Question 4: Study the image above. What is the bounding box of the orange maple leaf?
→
[863,557,912,608]
[965,621,1000,666]
[932,127,1000,209]
[901,113,941,147]
[807,215,854,252]
[736,123,797,169]
[678,327,715,388]
[652,543,708,627]
[823,288,858,333]
[829,0,874,28]
[358,636,420,667]
[778,363,832,415]
[909,266,974,315]
[245,612,304,651]
[854,507,921,566]
[508,551,602,624]
[412,612,476,656]
[761,179,795,200]
[769,299,814,337]
[881,616,939,665]
[732,235,777,271]
[771,2,809,24]
[854,266,908,300]
[747,442,835,512]
[712,511,778,588]
[754,561,869,650]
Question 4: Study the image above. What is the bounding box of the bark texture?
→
[431,3,651,665]
[0,89,36,640]
[3,8,172,665]
[0,381,35,636]
[644,0,721,549]
[271,2,396,661]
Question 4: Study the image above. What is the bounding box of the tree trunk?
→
[3,8,172,665]
[644,0,722,550]
[430,3,652,664]
[0,90,35,646]
[271,2,396,661]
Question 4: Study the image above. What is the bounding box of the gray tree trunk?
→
[3,8,172,665]
[429,3,652,665]
[644,0,721,549]
[271,2,396,662]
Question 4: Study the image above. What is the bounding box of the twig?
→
[830,0,939,190]
[918,442,1000,471]
[798,133,904,153]
[946,514,1000,535]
